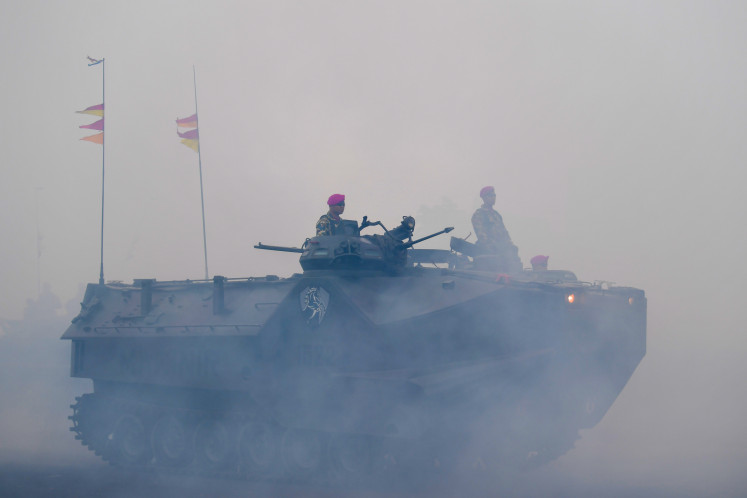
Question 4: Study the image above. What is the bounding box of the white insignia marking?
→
[299,286,330,326]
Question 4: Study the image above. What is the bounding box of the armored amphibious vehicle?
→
[62,215,646,482]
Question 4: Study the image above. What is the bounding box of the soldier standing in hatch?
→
[471,186,522,272]
[316,193,346,236]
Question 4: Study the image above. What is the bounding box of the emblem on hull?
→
[300,286,330,326]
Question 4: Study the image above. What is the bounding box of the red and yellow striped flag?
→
[176,113,197,128]
[77,103,104,117]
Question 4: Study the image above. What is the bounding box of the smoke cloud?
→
[1,1,746,497]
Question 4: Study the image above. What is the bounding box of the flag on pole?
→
[77,103,104,117]
[180,138,199,152]
[79,118,104,131]
[81,132,104,144]
[176,113,199,153]
[176,114,197,128]
[177,128,198,140]
[77,103,104,145]
[87,56,103,66]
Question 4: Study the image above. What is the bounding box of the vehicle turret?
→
[258,215,453,273]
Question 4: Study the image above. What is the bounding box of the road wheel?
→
[238,421,282,478]
[151,415,194,467]
[195,420,235,469]
[328,433,373,484]
[108,414,151,465]
[281,428,325,479]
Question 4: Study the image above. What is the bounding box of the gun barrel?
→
[254,243,304,253]
[403,227,454,249]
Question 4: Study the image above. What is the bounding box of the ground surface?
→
[0,460,704,498]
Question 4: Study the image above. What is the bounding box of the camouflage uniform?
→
[471,206,522,272]
[316,213,343,236]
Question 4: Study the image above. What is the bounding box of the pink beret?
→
[479,186,495,197]
[327,193,345,206]
[530,255,549,266]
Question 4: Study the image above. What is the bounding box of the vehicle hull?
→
[62,268,645,478]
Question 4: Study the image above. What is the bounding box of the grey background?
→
[0,1,745,496]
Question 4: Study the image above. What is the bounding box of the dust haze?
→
[1,1,746,497]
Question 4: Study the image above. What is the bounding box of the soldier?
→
[471,186,522,272]
[316,193,346,236]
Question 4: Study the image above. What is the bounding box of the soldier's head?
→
[389,216,416,241]
[327,193,345,216]
[530,255,549,271]
[479,186,496,206]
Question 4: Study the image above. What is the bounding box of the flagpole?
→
[99,58,106,285]
[35,187,42,296]
[193,65,209,280]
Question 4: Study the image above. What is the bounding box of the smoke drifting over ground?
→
[1,1,747,497]
[0,291,94,467]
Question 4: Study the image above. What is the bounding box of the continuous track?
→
[69,392,579,486]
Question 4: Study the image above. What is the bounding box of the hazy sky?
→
[1,1,746,495]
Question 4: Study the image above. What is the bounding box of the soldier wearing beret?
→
[316,194,346,236]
